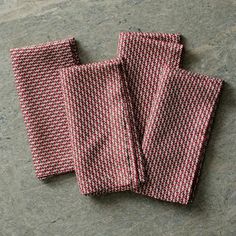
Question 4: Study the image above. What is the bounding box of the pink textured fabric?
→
[10,32,223,205]
[10,38,80,179]
[138,66,223,204]
[117,32,183,142]
[59,58,144,194]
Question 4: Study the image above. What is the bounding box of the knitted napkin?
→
[10,38,80,179]
[59,58,144,194]
[138,66,223,204]
[117,32,183,142]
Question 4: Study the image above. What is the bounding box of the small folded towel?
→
[10,38,80,179]
[59,58,144,194]
[118,32,183,142]
[138,66,223,204]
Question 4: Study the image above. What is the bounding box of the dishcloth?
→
[117,32,183,142]
[59,58,144,194]
[10,38,80,179]
[138,66,223,204]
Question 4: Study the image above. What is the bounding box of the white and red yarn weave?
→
[118,32,183,142]
[10,33,223,204]
[59,58,144,194]
[138,66,223,204]
[10,38,80,179]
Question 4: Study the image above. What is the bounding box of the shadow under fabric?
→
[10,38,80,179]
[59,58,144,194]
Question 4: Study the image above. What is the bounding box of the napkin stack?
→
[10,32,223,204]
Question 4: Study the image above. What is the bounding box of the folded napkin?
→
[10,38,80,179]
[138,66,223,204]
[10,33,223,205]
[59,58,144,194]
[118,32,183,142]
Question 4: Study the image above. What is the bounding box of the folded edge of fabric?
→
[117,32,181,54]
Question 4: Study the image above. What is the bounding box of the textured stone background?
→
[0,0,235,235]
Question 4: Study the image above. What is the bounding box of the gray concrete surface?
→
[0,0,235,235]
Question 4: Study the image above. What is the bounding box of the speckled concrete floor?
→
[0,0,235,235]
